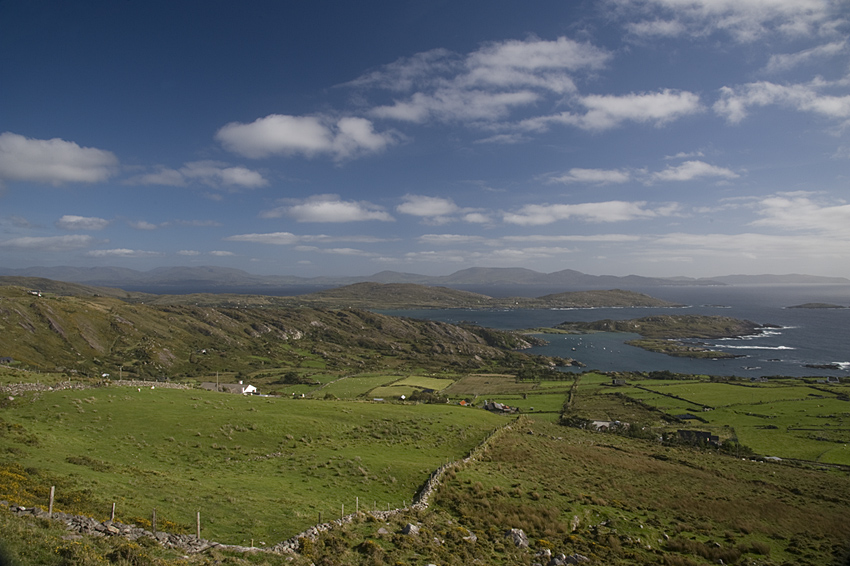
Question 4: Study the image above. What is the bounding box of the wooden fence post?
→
[48,486,55,518]
[341,503,344,520]
[356,496,359,514]
[152,508,157,534]
[110,502,116,522]
[196,511,201,539]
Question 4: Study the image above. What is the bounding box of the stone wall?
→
[2,395,518,558]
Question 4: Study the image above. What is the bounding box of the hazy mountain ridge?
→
[1,266,847,292]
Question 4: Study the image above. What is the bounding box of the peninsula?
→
[554,314,777,359]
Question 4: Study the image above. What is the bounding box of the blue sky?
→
[1,0,848,278]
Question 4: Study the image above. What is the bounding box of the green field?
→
[317,375,402,398]
[570,374,850,465]
[1,375,850,566]
[0,386,504,545]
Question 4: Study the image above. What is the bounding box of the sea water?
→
[380,285,850,378]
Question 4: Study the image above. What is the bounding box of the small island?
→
[787,302,847,309]
[553,315,778,359]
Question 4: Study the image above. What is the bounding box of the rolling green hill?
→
[0,283,554,381]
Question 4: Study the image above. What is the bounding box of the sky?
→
[1,0,849,279]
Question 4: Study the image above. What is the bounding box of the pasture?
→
[572,374,850,465]
[0,386,505,545]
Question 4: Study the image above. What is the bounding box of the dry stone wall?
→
[4,415,519,557]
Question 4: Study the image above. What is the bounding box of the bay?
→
[380,285,850,378]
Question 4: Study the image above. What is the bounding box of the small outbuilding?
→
[200,381,258,395]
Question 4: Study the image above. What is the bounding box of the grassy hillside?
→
[1,281,848,566]
[0,386,505,544]
[1,395,848,565]
[0,284,559,383]
[0,276,149,300]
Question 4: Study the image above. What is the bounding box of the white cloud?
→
[129,221,159,230]
[665,151,705,160]
[181,161,268,188]
[397,195,459,217]
[503,234,642,243]
[648,231,850,261]
[462,36,611,93]
[225,232,394,246]
[362,37,611,126]
[216,114,398,160]
[124,167,186,187]
[625,18,687,37]
[503,200,660,225]
[177,250,201,256]
[548,168,631,184]
[616,0,841,42]
[750,194,850,237]
[371,89,539,123]
[473,133,530,144]
[343,48,457,92]
[262,194,394,223]
[764,40,847,73]
[418,234,488,245]
[125,161,267,189]
[650,160,739,182]
[0,132,117,186]
[520,89,703,132]
[714,79,850,124]
[463,212,492,223]
[209,250,234,257]
[55,215,111,231]
[225,232,301,245]
[0,234,95,251]
[86,249,163,258]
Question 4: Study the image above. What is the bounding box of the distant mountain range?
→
[0,265,847,293]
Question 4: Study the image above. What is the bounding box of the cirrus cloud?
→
[55,215,111,231]
[519,89,703,132]
[0,234,95,251]
[124,160,267,189]
[503,200,661,225]
[362,37,612,126]
[714,79,850,124]
[616,0,841,42]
